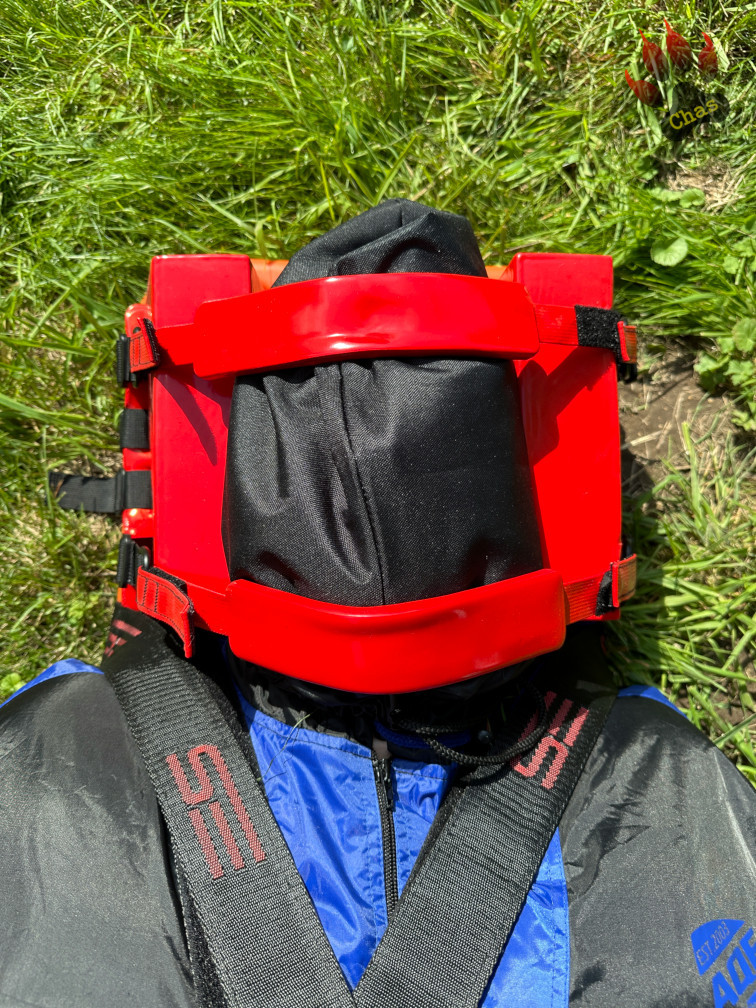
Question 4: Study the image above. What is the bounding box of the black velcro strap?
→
[119,409,150,451]
[575,305,622,358]
[103,608,356,1008]
[352,657,615,1008]
[49,469,152,513]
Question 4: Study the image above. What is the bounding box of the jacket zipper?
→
[372,751,398,917]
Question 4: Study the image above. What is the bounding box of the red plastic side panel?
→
[224,570,567,693]
[149,255,251,590]
[507,254,621,592]
[502,253,613,309]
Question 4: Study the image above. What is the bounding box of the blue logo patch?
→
[692,920,746,975]
[691,920,756,1007]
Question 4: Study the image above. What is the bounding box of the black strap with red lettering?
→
[355,650,616,1008]
[103,608,615,1008]
[103,606,355,1008]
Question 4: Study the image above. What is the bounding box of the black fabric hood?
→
[222,198,542,610]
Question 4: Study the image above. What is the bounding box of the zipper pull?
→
[372,740,394,812]
[377,758,394,812]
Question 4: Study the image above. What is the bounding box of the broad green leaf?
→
[719,336,735,355]
[732,318,756,354]
[651,236,689,267]
[726,359,754,381]
[677,189,706,208]
[694,352,721,379]
[648,187,682,202]
[647,188,704,206]
[723,255,741,274]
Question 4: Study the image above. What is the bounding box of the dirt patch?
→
[664,156,754,210]
[619,351,734,495]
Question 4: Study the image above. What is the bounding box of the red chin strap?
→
[117,253,637,694]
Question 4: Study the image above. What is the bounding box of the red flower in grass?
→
[698,32,718,78]
[664,20,693,71]
[639,30,669,79]
[625,70,663,106]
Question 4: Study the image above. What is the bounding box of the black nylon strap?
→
[103,608,355,1008]
[119,409,150,451]
[352,662,616,1008]
[49,469,152,513]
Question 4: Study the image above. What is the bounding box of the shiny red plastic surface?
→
[223,570,567,693]
[501,253,614,307]
[174,274,540,377]
[149,255,250,588]
[119,251,629,693]
[509,255,621,592]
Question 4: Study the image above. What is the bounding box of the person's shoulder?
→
[562,680,755,1007]
[0,656,141,797]
[607,683,740,769]
[1,657,104,713]
[562,675,755,853]
[0,658,117,745]
[0,664,197,1006]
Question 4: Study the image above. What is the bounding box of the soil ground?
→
[619,353,733,494]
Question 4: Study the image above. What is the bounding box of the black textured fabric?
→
[0,672,197,1007]
[119,408,150,451]
[561,693,756,1007]
[574,305,622,359]
[223,198,542,608]
[49,468,152,513]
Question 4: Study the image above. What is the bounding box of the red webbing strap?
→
[564,575,604,624]
[564,555,637,623]
[130,318,160,373]
[137,567,194,658]
[617,321,638,364]
[614,554,638,606]
[124,305,160,375]
[534,305,579,345]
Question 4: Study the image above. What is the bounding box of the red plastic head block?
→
[502,253,613,308]
[507,254,621,589]
[124,251,628,689]
[148,255,251,590]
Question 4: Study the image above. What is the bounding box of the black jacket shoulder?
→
[561,693,756,1007]
[0,672,196,1008]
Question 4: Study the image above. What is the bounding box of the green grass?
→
[0,0,754,776]
[611,425,756,783]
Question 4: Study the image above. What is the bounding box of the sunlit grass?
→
[0,0,753,775]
